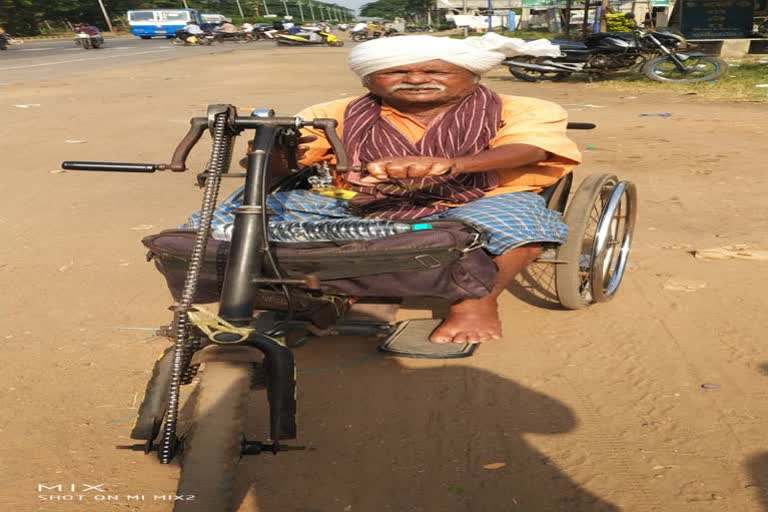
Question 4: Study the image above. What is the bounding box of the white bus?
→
[127,8,203,39]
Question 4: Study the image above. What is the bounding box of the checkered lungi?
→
[182,188,568,256]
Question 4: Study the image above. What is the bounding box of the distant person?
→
[75,23,100,36]
[74,23,104,45]
[184,21,204,35]
[350,21,368,39]
[175,21,203,42]
[218,22,238,33]
[0,27,8,50]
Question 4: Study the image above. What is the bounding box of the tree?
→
[360,0,432,21]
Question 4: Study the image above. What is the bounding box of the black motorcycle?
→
[505,29,728,83]
[351,28,400,42]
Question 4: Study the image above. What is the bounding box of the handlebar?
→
[61,114,347,174]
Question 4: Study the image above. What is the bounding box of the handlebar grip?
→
[61,161,158,172]
[566,122,596,130]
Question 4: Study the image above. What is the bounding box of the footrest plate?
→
[378,319,477,359]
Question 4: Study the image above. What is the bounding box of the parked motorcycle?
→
[212,30,252,43]
[351,28,400,42]
[757,19,768,37]
[405,25,434,33]
[171,30,214,46]
[74,32,104,50]
[276,30,344,47]
[505,29,728,83]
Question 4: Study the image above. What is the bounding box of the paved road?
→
[0,37,278,85]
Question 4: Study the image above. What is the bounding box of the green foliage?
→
[360,0,431,20]
[0,0,354,35]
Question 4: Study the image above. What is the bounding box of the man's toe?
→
[456,332,480,344]
[430,332,451,344]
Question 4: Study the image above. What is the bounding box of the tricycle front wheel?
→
[174,361,251,512]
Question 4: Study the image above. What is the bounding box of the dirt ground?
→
[2,45,768,512]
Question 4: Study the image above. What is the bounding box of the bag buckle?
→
[461,232,485,254]
[414,254,442,269]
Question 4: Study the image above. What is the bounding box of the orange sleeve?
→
[295,97,353,167]
[486,96,582,194]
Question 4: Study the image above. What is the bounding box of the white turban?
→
[347,33,561,78]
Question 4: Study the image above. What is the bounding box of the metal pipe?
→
[61,161,156,172]
[217,125,279,325]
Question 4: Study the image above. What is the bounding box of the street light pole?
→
[235,0,245,17]
[181,0,188,8]
[282,0,290,17]
[462,0,468,37]
[297,0,305,22]
[487,0,493,32]
[309,2,315,20]
[96,0,114,32]
[263,0,270,16]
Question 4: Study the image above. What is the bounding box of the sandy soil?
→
[2,44,768,512]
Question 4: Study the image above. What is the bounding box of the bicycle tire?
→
[174,361,251,512]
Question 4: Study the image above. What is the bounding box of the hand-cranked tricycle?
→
[62,104,636,511]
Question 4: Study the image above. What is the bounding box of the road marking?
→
[0,49,173,71]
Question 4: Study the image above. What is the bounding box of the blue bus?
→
[127,8,208,39]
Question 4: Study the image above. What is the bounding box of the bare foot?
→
[429,298,502,344]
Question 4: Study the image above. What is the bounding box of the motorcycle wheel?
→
[508,58,571,82]
[81,38,91,50]
[642,54,728,83]
[174,361,251,512]
[352,34,367,42]
[328,40,345,47]
[171,38,186,46]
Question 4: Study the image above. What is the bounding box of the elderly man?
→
[188,35,580,345]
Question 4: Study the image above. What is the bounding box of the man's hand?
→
[361,156,455,184]
[239,135,317,169]
[294,135,318,162]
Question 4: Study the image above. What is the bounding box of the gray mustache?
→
[388,83,446,92]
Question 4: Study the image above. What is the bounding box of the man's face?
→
[364,60,478,106]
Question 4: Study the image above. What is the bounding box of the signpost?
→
[680,0,754,39]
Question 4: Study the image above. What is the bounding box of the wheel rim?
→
[651,57,719,80]
[590,182,637,301]
[514,58,565,81]
[573,180,616,303]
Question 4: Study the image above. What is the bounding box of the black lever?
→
[62,161,159,173]
[566,122,596,130]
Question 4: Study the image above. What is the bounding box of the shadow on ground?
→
[231,337,621,511]
[747,452,768,511]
